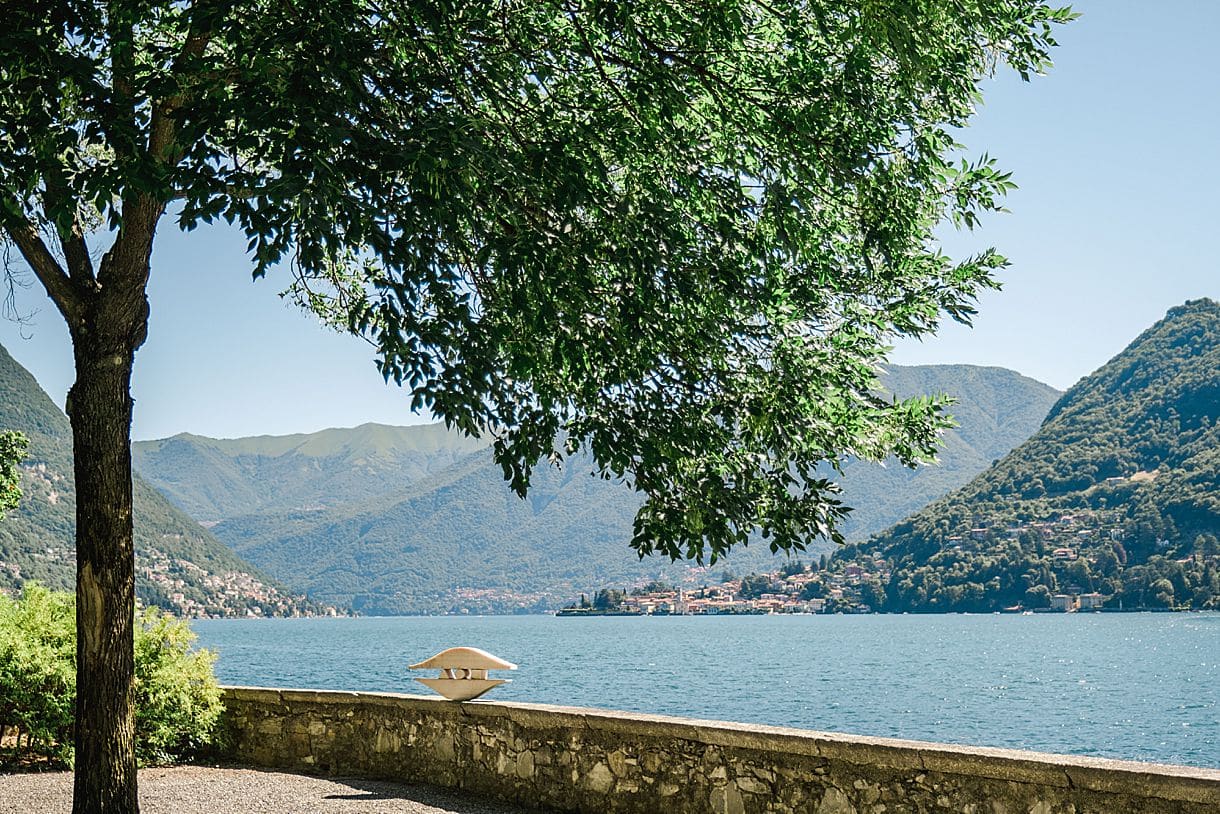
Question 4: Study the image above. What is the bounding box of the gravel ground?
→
[0,766,540,814]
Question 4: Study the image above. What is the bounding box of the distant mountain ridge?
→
[133,364,1060,613]
[843,299,1220,612]
[0,343,322,617]
[828,364,1061,542]
[133,422,485,523]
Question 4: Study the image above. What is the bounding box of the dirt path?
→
[0,765,540,814]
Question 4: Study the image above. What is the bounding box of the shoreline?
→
[191,607,1217,619]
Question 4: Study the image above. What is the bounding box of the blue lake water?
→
[193,613,1220,768]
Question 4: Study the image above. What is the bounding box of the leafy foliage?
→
[132,607,223,764]
[0,1,1070,799]
[0,430,27,519]
[133,365,1058,613]
[841,300,1220,612]
[2,0,1072,565]
[591,589,626,611]
[0,583,75,765]
[738,573,779,599]
[0,583,223,768]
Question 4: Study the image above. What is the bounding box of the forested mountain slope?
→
[0,344,321,617]
[134,364,1058,613]
[842,299,1220,612]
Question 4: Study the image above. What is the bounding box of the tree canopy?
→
[3,1,1072,565]
[3,4,1075,808]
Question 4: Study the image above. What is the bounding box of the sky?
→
[2,1,1217,441]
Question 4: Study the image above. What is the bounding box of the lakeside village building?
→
[621,586,830,616]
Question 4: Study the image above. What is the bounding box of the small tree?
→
[1150,578,1175,609]
[0,431,27,519]
[800,579,829,601]
[0,583,75,766]
[738,573,775,599]
[859,579,887,612]
[1,3,1073,810]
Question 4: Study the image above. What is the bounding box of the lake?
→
[193,612,1219,768]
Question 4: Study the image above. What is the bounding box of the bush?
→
[0,583,223,768]
[133,606,223,764]
[0,584,75,765]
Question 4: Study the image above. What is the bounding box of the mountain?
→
[133,364,1059,613]
[843,299,1220,612]
[0,344,323,617]
[829,364,1061,542]
[131,422,486,523]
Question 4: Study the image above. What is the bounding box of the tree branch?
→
[148,6,215,165]
[1,214,85,328]
[100,2,220,334]
[41,168,97,289]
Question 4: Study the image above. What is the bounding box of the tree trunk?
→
[67,333,140,814]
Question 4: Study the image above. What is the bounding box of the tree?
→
[780,560,806,578]
[738,573,776,599]
[1024,584,1052,609]
[859,579,887,611]
[592,588,625,611]
[637,579,673,595]
[1150,577,1175,609]
[0,431,27,519]
[1,2,1072,810]
[800,579,829,601]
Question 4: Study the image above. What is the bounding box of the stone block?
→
[710,783,746,814]
[516,750,535,780]
[608,749,630,777]
[816,787,856,814]
[736,775,770,795]
[584,762,615,794]
[255,718,282,736]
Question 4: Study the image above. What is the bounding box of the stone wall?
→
[220,687,1220,814]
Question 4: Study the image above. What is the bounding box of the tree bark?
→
[67,326,143,814]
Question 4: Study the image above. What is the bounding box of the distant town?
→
[138,548,342,618]
[1,544,338,619]
[556,554,1117,616]
[559,564,853,616]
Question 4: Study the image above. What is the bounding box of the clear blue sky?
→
[3,1,1217,441]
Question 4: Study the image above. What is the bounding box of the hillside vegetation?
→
[135,365,1058,613]
[0,344,321,617]
[839,300,1220,612]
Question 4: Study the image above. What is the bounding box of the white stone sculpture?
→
[409,647,518,701]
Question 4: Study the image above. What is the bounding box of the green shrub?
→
[0,583,76,765]
[0,583,223,767]
[133,606,223,764]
